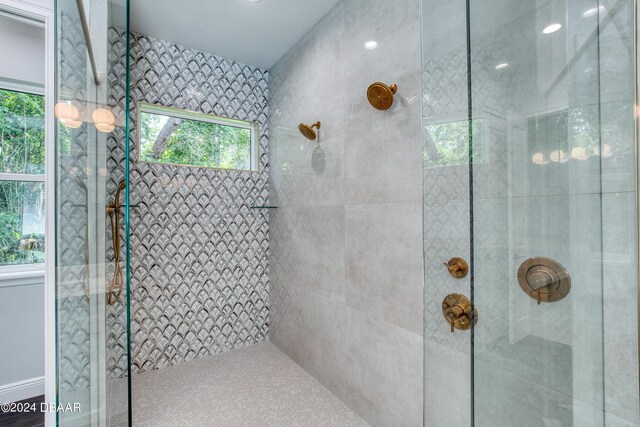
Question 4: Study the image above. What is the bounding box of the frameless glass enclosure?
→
[423,0,638,425]
[55,0,130,425]
[51,0,638,425]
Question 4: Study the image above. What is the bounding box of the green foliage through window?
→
[139,104,255,171]
[424,119,484,167]
[0,88,45,174]
[0,88,45,265]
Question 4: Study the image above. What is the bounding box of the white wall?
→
[0,8,46,403]
[0,14,45,85]
[17,0,52,10]
[0,279,45,402]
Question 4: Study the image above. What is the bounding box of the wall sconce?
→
[594,144,613,158]
[54,101,82,128]
[549,150,569,163]
[531,152,546,165]
[571,147,589,161]
[92,108,116,133]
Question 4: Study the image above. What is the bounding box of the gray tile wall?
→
[57,8,92,401]
[106,28,271,375]
[106,26,129,382]
[268,1,424,425]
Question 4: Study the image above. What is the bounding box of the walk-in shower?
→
[51,0,639,425]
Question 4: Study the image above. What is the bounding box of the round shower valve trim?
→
[517,257,571,304]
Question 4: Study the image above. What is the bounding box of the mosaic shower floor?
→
[128,341,368,426]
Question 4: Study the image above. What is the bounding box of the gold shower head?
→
[298,121,321,140]
[367,82,398,110]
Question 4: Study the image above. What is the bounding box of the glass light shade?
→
[593,144,614,158]
[61,119,82,129]
[92,108,116,133]
[549,150,569,163]
[531,152,545,165]
[54,102,82,128]
[571,147,589,160]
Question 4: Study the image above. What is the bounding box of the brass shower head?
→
[367,82,398,110]
[298,121,321,140]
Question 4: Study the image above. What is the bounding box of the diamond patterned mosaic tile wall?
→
[106,28,271,376]
[106,27,129,381]
[57,10,92,395]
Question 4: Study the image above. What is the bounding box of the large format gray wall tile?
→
[345,203,423,335]
[57,8,93,400]
[269,0,424,425]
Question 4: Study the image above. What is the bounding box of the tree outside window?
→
[0,88,45,265]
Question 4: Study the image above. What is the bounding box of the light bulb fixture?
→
[531,152,545,165]
[62,118,82,129]
[495,62,509,70]
[543,23,562,34]
[92,108,116,133]
[364,40,378,50]
[243,0,262,3]
[571,147,589,161]
[549,150,569,163]
[54,101,82,129]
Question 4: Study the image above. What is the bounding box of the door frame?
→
[0,1,55,426]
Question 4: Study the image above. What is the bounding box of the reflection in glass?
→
[424,119,483,167]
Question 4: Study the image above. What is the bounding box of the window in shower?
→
[423,118,484,167]
[137,102,259,171]
[0,88,45,266]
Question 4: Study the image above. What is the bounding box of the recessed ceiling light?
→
[364,41,378,50]
[542,23,562,34]
[495,62,509,70]
[243,0,262,3]
[583,4,605,17]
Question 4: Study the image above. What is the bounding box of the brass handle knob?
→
[443,257,468,278]
[442,294,477,333]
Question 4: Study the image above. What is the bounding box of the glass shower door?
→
[469,0,636,426]
[55,0,130,425]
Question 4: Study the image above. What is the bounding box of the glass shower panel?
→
[55,0,129,425]
[468,0,619,426]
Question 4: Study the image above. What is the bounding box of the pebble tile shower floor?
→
[122,342,368,426]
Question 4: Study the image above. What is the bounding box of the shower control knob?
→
[443,257,468,278]
[442,294,477,333]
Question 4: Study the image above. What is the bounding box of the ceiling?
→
[129,0,341,70]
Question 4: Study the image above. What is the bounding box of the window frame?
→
[136,102,260,172]
[0,80,46,273]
